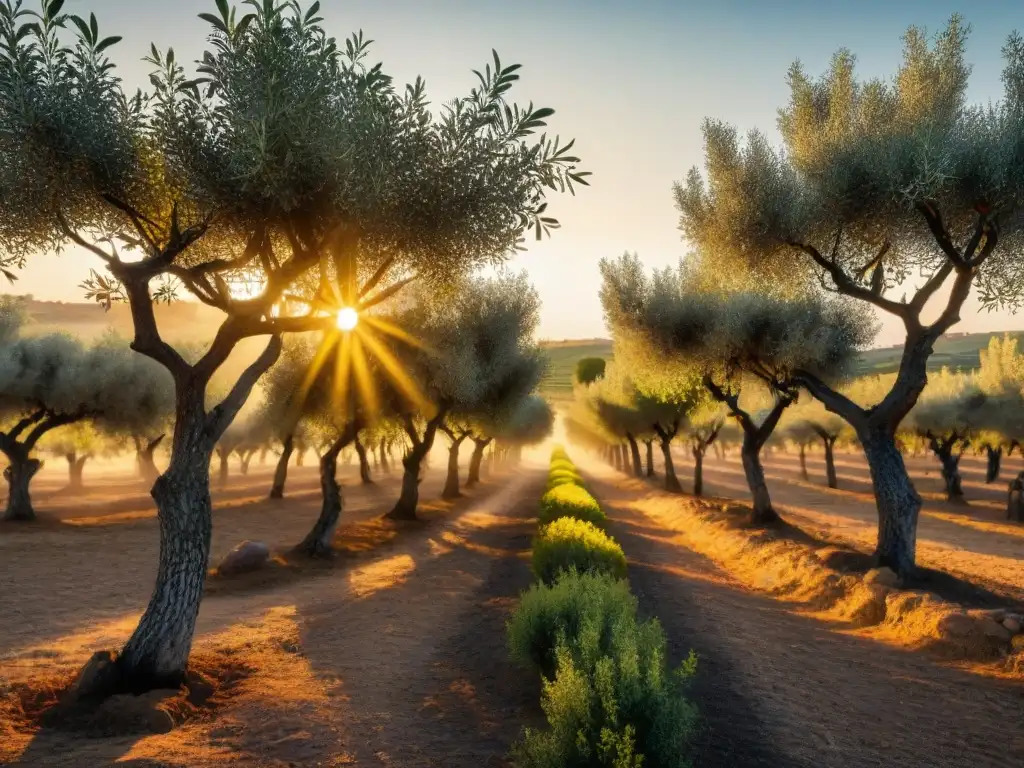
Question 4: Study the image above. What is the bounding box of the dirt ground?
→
[576,455,1024,768]
[1,453,546,767]
[668,445,1024,604]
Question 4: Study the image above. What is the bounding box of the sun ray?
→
[363,314,434,353]
[350,332,381,421]
[290,332,339,423]
[332,330,354,417]
[357,324,433,413]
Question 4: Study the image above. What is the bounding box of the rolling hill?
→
[538,331,1024,397]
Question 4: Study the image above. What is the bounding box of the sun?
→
[336,306,359,331]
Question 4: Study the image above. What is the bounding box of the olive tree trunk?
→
[442,433,467,499]
[216,447,229,488]
[926,433,965,503]
[355,437,372,484]
[740,436,777,524]
[387,410,447,521]
[626,433,643,477]
[296,423,360,558]
[467,437,491,487]
[3,455,41,521]
[379,440,390,474]
[135,434,165,484]
[859,430,921,575]
[644,439,655,478]
[66,451,89,491]
[985,445,1002,484]
[823,436,838,489]
[1007,470,1024,522]
[798,444,809,481]
[657,434,682,493]
[269,433,294,499]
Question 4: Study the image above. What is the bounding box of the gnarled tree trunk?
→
[798,444,809,481]
[3,454,41,521]
[861,429,921,576]
[379,440,390,474]
[823,436,838,489]
[741,435,776,524]
[644,439,655,477]
[927,433,965,503]
[238,448,256,476]
[626,433,643,477]
[135,434,164,485]
[692,444,705,497]
[658,437,682,493]
[387,410,446,521]
[985,445,1002,484]
[269,433,294,499]
[66,451,89,491]
[442,434,466,499]
[467,437,491,487]
[355,437,372,484]
[296,422,360,558]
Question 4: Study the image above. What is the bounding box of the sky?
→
[12,0,1024,345]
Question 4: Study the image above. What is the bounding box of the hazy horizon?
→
[11,0,1024,345]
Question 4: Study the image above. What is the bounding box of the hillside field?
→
[538,330,1024,395]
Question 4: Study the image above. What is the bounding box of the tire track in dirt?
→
[586,470,1024,768]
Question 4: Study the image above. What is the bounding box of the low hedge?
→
[533,517,627,586]
[538,484,606,529]
[507,447,697,768]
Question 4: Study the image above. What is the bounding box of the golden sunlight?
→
[336,306,359,331]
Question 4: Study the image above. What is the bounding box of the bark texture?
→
[387,410,447,521]
[861,431,921,576]
[296,422,360,557]
[3,456,41,521]
[467,437,491,487]
[269,434,294,499]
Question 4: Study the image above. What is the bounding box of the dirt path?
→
[583,466,1024,768]
[668,447,1024,604]
[4,467,546,767]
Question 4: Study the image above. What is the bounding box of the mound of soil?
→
[0,650,253,739]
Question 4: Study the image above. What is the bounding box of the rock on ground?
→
[216,540,271,576]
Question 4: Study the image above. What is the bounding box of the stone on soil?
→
[216,540,271,576]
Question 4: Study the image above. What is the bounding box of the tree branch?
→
[7,409,46,441]
[791,369,865,426]
[787,239,909,318]
[25,408,89,451]
[206,335,283,442]
[915,201,967,266]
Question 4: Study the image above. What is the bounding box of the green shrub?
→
[533,517,627,586]
[511,629,698,768]
[508,570,637,678]
[539,484,606,528]
[547,469,583,490]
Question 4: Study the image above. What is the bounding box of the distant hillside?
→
[538,331,1023,398]
[18,297,225,341]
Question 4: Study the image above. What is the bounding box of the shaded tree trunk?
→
[926,432,965,503]
[259,445,269,465]
[355,437,372,484]
[238,448,256,476]
[626,433,643,477]
[861,429,921,577]
[644,439,655,478]
[442,433,466,499]
[295,445,307,467]
[985,445,1002,484]
[690,423,720,497]
[135,434,164,485]
[823,437,838,489]
[379,440,390,474]
[657,435,682,493]
[1008,471,1024,522]
[296,422,360,558]
[216,448,229,488]
[467,437,491,487]
[269,434,294,500]
[66,451,89,491]
[3,454,41,521]
[798,444,809,481]
[741,435,777,524]
[387,410,447,521]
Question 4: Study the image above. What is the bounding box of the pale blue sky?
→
[15,0,1024,344]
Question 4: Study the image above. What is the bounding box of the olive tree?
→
[0,0,586,692]
[781,397,849,488]
[973,335,1024,481]
[907,368,987,502]
[674,17,1024,573]
[492,394,553,456]
[601,254,872,523]
[389,273,543,518]
[686,405,725,496]
[0,330,173,520]
[575,356,606,385]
